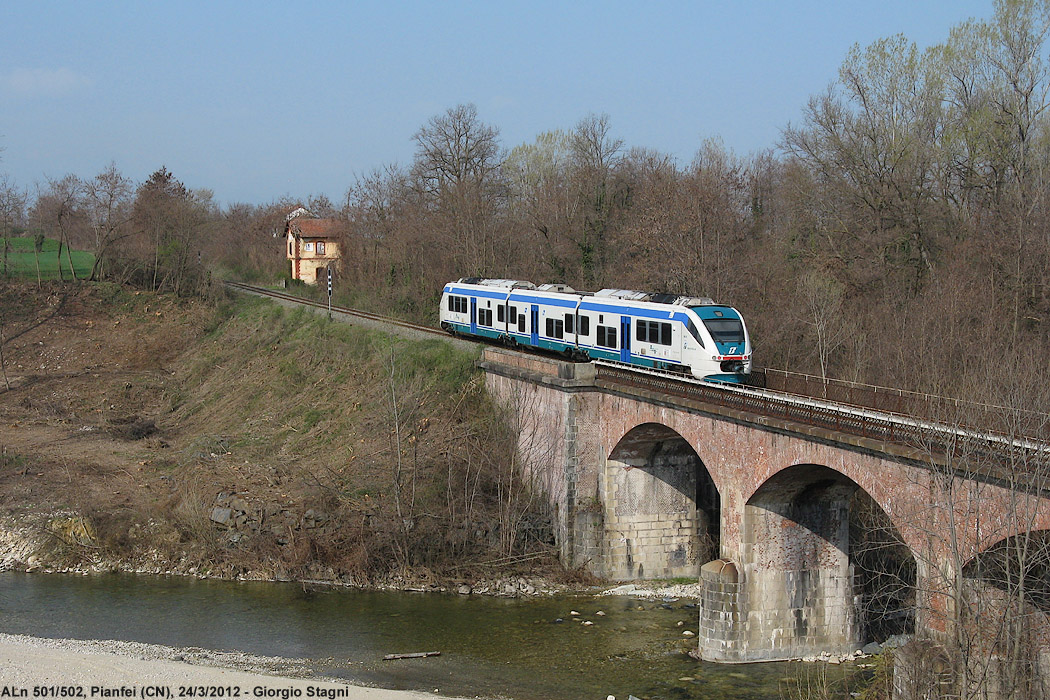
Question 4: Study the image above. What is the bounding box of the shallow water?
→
[0,571,797,699]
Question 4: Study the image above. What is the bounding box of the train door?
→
[530,305,539,346]
[470,297,477,335]
[620,316,631,362]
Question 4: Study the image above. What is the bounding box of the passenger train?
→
[439,278,752,383]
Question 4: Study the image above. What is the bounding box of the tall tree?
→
[0,177,28,278]
[502,130,577,280]
[31,175,86,281]
[83,163,133,281]
[567,114,623,287]
[131,167,210,295]
[411,103,505,275]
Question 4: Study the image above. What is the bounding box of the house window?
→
[288,241,293,256]
[304,242,314,252]
[317,241,325,255]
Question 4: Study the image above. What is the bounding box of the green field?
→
[0,237,95,280]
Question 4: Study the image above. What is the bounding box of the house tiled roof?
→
[289,218,339,238]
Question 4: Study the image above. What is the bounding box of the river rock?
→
[862,641,883,655]
[882,634,912,649]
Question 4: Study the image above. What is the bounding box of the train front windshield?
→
[702,318,745,345]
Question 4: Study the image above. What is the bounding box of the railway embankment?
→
[0,281,567,592]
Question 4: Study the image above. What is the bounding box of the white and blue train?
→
[439,278,752,383]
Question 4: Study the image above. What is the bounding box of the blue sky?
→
[1,1,994,205]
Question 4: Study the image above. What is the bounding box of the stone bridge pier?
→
[701,465,861,661]
[479,348,1050,664]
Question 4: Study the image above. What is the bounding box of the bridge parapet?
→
[478,347,595,386]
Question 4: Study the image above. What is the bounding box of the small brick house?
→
[285,209,341,284]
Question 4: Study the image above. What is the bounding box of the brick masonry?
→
[479,348,1050,662]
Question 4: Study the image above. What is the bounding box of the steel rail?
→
[223,280,450,340]
[593,362,1049,471]
[223,281,1049,468]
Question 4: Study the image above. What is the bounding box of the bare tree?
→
[411,103,505,275]
[566,113,623,287]
[0,177,28,278]
[83,163,133,281]
[31,175,86,281]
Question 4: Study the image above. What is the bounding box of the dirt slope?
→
[0,282,555,589]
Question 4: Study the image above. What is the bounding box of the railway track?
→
[594,362,1048,466]
[224,280,1049,470]
[223,280,455,342]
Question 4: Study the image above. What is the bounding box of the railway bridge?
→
[479,347,1050,663]
[224,281,1050,667]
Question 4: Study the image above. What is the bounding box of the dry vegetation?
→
[0,282,557,585]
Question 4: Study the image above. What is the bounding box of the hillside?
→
[0,282,556,588]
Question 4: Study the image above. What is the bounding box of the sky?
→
[1,1,997,206]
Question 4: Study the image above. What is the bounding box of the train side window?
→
[448,296,468,314]
[545,319,564,339]
[636,321,647,343]
[497,305,505,323]
[518,315,526,333]
[478,308,492,326]
[597,325,617,348]
[687,320,705,348]
[509,305,517,319]
[660,322,671,345]
[578,315,590,336]
[565,313,574,334]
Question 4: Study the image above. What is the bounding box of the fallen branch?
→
[382,651,441,661]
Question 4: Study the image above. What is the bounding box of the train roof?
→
[448,279,720,308]
[456,277,536,290]
[595,288,716,307]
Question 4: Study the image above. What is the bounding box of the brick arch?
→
[962,528,1050,614]
[739,459,929,555]
[601,421,720,580]
[745,463,918,643]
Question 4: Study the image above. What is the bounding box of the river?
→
[0,571,798,699]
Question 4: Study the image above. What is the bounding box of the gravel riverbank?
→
[0,634,475,700]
